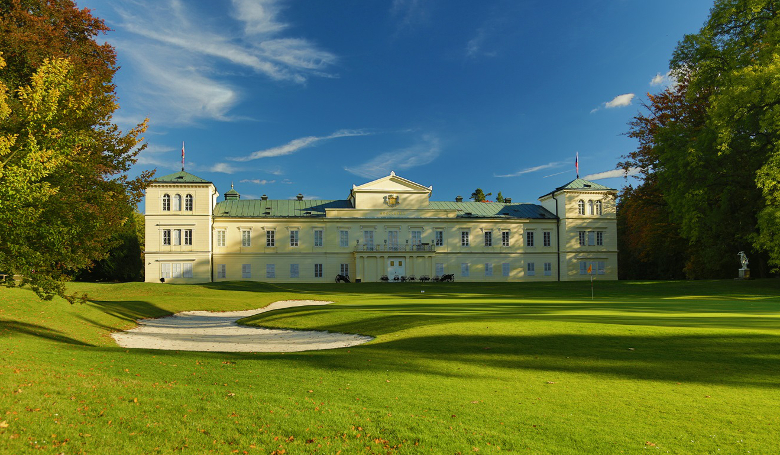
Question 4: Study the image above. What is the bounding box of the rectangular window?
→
[596,231,604,246]
[544,262,552,276]
[502,263,510,277]
[461,263,469,277]
[411,230,422,246]
[184,229,192,246]
[314,263,323,278]
[217,230,226,247]
[461,231,469,247]
[266,230,275,247]
[162,229,171,246]
[339,230,349,247]
[543,231,551,247]
[364,230,374,249]
[183,263,193,278]
[217,264,226,279]
[527,262,535,276]
[598,261,605,275]
[266,264,275,279]
[242,264,251,279]
[435,230,444,247]
[242,230,251,247]
[435,263,444,276]
[290,230,299,247]
[588,231,596,246]
[388,231,399,250]
[185,195,193,211]
[580,261,588,275]
[161,263,171,278]
[162,196,170,211]
[502,231,510,247]
[314,229,323,247]
[579,231,586,246]
[340,263,349,276]
[172,263,182,278]
[485,263,493,276]
[526,231,534,247]
[290,263,299,278]
[484,231,492,247]
[173,229,181,246]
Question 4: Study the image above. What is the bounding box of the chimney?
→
[296,193,304,201]
[504,197,512,204]
[455,195,463,202]
[261,194,268,201]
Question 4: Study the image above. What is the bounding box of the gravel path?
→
[111,300,373,353]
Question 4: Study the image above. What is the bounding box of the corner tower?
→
[144,171,219,283]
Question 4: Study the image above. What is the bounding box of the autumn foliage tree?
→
[0,1,151,301]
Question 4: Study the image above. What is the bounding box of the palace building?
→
[144,171,618,283]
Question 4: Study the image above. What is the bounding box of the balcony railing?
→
[356,243,435,252]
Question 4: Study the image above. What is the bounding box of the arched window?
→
[588,200,594,215]
[162,194,171,211]
[173,194,182,211]
[595,200,602,215]
[577,200,585,215]
[185,194,193,211]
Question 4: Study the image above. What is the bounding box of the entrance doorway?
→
[388,257,405,280]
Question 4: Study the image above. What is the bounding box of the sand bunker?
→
[111,300,373,353]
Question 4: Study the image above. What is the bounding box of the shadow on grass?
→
[0,318,94,346]
[81,300,173,332]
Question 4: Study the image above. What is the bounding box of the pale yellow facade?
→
[144,172,618,283]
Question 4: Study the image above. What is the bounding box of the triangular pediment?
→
[352,171,432,193]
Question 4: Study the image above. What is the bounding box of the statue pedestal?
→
[739,268,750,279]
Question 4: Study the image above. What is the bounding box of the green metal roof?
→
[214,199,555,219]
[154,171,212,184]
[539,178,614,198]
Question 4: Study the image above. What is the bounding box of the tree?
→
[75,212,144,282]
[471,188,492,202]
[0,2,150,302]
[496,192,504,203]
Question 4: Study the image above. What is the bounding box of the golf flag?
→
[181,141,185,171]
[587,263,592,274]
[575,152,579,178]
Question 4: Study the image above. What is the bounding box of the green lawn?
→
[1,280,779,454]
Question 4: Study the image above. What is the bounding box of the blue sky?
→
[79,0,714,207]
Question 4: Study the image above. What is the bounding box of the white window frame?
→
[588,231,596,246]
[580,261,588,275]
[185,194,193,211]
[435,230,444,247]
[461,231,469,247]
[182,263,193,278]
[484,231,492,247]
[290,229,299,247]
[314,263,323,278]
[577,200,585,215]
[162,229,171,246]
[543,231,551,247]
[596,231,604,246]
[161,263,171,278]
[242,264,251,279]
[162,194,171,211]
[526,231,534,247]
[544,262,552,276]
[388,231,399,250]
[173,229,181,246]
[339,230,349,247]
[579,231,586,246]
[242,230,251,247]
[266,230,275,247]
[364,230,374,249]
[588,200,594,215]
[314,229,323,247]
[501,231,510,247]
[172,263,182,278]
[598,261,606,275]
[411,230,422,246]
[217,264,226,279]
[340,263,349,276]
[527,262,535,276]
[184,229,192,246]
[266,264,275,279]
[216,230,226,247]
[173,194,182,211]
[485,263,493,277]
[595,200,602,215]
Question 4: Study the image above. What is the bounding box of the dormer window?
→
[595,200,602,215]
[162,194,171,211]
[185,194,193,211]
[173,194,182,211]
[577,200,585,215]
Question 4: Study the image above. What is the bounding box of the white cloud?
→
[650,73,665,86]
[210,162,242,174]
[605,93,635,108]
[240,179,276,185]
[583,167,641,180]
[650,70,678,88]
[344,135,440,179]
[230,0,287,35]
[230,129,372,161]
[495,160,567,178]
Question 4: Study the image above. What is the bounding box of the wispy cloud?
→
[583,167,640,180]
[590,93,635,113]
[210,162,243,174]
[344,134,440,179]
[650,70,678,89]
[229,129,372,161]
[495,160,568,178]
[240,179,276,185]
[107,0,337,124]
[391,0,430,32]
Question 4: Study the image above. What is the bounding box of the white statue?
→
[738,251,749,270]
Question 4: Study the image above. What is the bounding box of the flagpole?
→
[181,141,185,172]
[591,274,594,300]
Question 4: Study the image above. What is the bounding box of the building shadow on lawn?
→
[0,318,94,346]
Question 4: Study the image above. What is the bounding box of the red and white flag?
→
[575,152,579,178]
[181,141,185,171]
